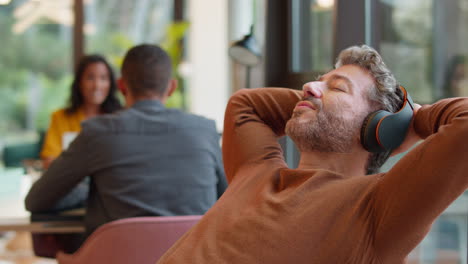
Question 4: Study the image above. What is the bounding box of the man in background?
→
[25,44,227,249]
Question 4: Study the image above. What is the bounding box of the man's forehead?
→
[327,64,372,79]
[325,65,374,89]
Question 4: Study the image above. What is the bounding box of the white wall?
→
[228,0,256,92]
[228,0,253,41]
[187,0,229,132]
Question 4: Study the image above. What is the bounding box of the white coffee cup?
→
[62,132,78,150]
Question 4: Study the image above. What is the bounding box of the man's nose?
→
[302,82,323,99]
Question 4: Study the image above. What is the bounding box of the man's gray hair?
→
[335,45,405,174]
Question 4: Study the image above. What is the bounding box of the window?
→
[0,0,185,167]
[377,0,468,262]
[378,0,468,103]
[84,0,174,71]
[0,0,72,145]
[84,0,185,108]
[290,0,334,73]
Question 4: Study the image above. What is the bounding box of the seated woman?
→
[41,55,122,169]
[443,55,468,97]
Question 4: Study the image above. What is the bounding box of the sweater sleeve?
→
[222,88,302,183]
[25,126,91,212]
[372,97,468,261]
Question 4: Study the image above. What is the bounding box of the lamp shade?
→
[228,31,261,66]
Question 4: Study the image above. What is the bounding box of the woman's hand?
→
[41,157,55,170]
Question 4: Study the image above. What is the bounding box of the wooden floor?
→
[0,232,56,264]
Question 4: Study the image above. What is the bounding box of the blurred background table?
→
[0,168,84,233]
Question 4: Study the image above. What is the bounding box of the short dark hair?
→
[66,54,122,114]
[121,44,173,97]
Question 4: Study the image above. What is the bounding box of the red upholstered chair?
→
[56,215,202,264]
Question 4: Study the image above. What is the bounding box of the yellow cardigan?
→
[40,108,85,159]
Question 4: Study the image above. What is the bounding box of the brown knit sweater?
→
[157,88,468,264]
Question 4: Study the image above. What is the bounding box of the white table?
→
[0,168,85,234]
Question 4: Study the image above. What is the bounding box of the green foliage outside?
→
[161,21,189,109]
[0,2,189,146]
[87,22,189,109]
[0,13,71,142]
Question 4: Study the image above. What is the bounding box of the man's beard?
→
[285,101,361,153]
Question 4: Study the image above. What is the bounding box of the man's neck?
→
[126,94,164,108]
[297,150,369,176]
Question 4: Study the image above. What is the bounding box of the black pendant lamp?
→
[228,25,261,66]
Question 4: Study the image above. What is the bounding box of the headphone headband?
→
[399,85,414,112]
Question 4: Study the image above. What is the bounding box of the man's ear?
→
[167,78,178,97]
[117,78,127,96]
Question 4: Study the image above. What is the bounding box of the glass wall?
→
[0,0,182,167]
[290,0,334,73]
[0,0,72,149]
[378,0,468,262]
[84,0,184,108]
[84,0,173,71]
[379,0,468,103]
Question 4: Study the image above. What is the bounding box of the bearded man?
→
[157,45,468,264]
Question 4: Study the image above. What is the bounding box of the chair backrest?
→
[2,131,45,168]
[56,215,202,264]
[3,142,41,167]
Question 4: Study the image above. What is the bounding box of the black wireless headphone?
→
[360,85,415,153]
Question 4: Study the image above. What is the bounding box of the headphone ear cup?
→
[360,110,391,153]
[376,103,414,150]
[361,86,414,153]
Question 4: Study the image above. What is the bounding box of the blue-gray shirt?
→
[25,100,227,234]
